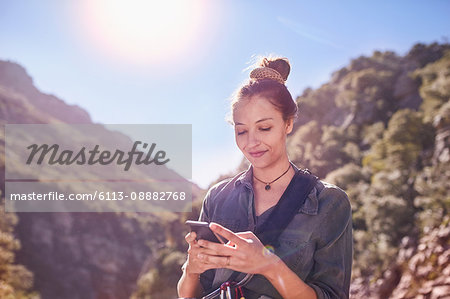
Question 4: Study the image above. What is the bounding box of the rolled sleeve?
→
[307,188,353,299]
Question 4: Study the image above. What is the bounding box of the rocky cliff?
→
[0,59,202,299]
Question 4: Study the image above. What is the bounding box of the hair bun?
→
[260,57,290,81]
[249,67,285,85]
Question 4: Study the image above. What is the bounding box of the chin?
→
[247,157,270,168]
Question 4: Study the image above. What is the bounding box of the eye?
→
[260,127,271,131]
[237,131,247,135]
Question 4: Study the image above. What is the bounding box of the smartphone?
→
[185,220,227,244]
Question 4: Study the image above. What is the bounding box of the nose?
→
[247,129,260,148]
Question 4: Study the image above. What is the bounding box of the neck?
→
[252,157,293,183]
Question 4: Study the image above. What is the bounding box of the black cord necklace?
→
[253,163,292,191]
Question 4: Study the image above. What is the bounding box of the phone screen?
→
[185,220,227,244]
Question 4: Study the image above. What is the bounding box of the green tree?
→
[0,198,39,299]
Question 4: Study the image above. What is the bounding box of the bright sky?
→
[1,0,449,189]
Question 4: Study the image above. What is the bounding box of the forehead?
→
[233,97,282,123]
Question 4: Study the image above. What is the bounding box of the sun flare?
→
[77,0,209,67]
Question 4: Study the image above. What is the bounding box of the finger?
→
[235,231,261,243]
[187,243,201,254]
[197,253,230,268]
[209,222,246,247]
[185,231,197,244]
[197,239,238,257]
[212,231,227,244]
[196,245,237,258]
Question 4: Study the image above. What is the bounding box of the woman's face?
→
[233,96,293,169]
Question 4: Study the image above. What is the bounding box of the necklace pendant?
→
[265,184,271,191]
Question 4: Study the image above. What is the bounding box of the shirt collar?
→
[234,161,318,215]
[233,163,252,188]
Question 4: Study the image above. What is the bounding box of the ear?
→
[285,118,293,134]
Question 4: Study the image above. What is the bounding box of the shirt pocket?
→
[277,230,314,276]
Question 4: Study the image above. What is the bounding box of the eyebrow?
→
[235,117,273,126]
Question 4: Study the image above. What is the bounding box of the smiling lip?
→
[249,150,267,158]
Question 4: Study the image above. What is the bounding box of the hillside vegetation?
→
[288,43,450,298]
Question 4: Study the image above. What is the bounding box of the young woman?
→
[177,57,352,299]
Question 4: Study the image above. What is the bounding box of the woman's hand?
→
[178,231,208,298]
[195,222,280,276]
[191,223,318,299]
[184,230,226,275]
